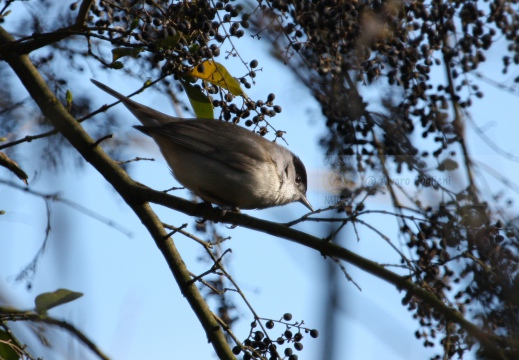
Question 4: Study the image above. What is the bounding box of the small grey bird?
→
[91,79,313,211]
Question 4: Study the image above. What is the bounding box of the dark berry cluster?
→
[82,1,286,134]
[232,313,319,360]
[245,0,519,357]
[253,0,518,158]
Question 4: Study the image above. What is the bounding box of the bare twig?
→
[115,156,155,165]
[92,133,113,146]
[162,222,213,248]
[0,179,133,237]
[0,76,166,151]
[0,26,236,358]
[0,307,110,360]
[330,256,362,291]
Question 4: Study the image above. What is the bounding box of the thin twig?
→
[162,222,213,248]
[0,76,166,151]
[0,308,110,360]
[115,156,155,165]
[0,179,133,237]
[187,248,231,285]
[330,256,362,291]
[92,133,113,146]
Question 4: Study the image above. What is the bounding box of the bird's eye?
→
[295,175,302,184]
[285,165,289,177]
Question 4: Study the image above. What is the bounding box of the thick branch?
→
[0,0,95,54]
[75,0,96,28]
[0,26,236,360]
[140,186,515,359]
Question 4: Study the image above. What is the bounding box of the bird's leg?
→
[195,201,214,224]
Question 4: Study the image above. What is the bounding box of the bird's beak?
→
[299,194,314,212]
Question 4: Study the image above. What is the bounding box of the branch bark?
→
[0,0,95,54]
[140,189,514,359]
[0,8,516,357]
[0,26,236,360]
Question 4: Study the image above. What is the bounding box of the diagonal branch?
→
[139,186,516,359]
[0,0,95,54]
[1,16,517,359]
[0,26,236,360]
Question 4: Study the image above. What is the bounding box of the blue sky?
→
[3,2,519,359]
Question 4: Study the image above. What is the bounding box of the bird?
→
[91,79,313,211]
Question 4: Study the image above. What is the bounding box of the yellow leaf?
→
[188,60,245,97]
[189,60,217,79]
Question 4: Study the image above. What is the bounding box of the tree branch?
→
[75,0,95,28]
[0,307,109,360]
[441,28,477,195]
[139,186,515,358]
[0,76,166,151]
[0,0,95,54]
[0,26,236,360]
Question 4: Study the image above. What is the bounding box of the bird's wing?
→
[134,120,274,172]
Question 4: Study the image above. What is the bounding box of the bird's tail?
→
[90,78,178,126]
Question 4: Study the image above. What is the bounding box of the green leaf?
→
[130,18,140,31]
[180,80,214,119]
[188,60,246,97]
[154,32,181,50]
[66,90,73,104]
[110,61,124,70]
[66,90,73,112]
[111,47,143,62]
[189,43,200,54]
[35,289,83,314]
[0,330,19,360]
